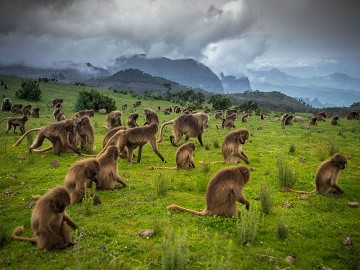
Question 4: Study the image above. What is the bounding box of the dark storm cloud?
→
[0,0,359,76]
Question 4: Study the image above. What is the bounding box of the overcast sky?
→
[0,0,359,77]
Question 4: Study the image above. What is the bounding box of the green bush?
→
[15,80,42,101]
[277,220,289,240]
[278,160,297,189]
[75,89,116,112]
[0,224,8,248]
[155,173,168,196]
[259,182,273,215]
[237,208,259,245]
[162,229,189,270]
[288,144,296,154]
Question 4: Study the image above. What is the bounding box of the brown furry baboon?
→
[143,108,159,126]
[11,104,23,114]
[56,112,66,122]
[222,128,250,164]
[64,158,101,204]
[214,111,223,119]
[11,186,78,250]
[13,119,82,155]
[99,123,165,163]
[2,97,12,111]
[216,113,237,129]
[97,145,126,189]
[316,112,327,121]
[163,107,171,115]
[347,111,359,120]
[102,126,131,159]
[121,104,128,111]
[331,115,339,125]
[75,109,95,118]
[127,113,139,128]
[1,116,28,134]
[168,165,250,216]
[316,153,347,194]
[280,113,289,125]
[54,103,62,109]
[284,115,293,125]
[52,99,63,107]
[157,112,209,146]
[241,113,249,123]
[226,109,238,117]
[31,107,40,118]
[309,116,318,125]
[105,110,122,129]
[22,104,32,115]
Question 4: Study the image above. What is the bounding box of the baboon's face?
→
[332,154,347,170]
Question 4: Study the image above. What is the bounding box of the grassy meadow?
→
[0,75,359,270]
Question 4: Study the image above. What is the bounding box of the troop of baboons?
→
[3,93,356,251]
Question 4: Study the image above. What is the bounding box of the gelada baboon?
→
[216,113,237,129]
[127,113,139,128]
[346,111,359,120]
[284,115,293,125]
[0,115,28,134]
[121,104,128,111]
[331,115,339,125]
[31,116,95,154]
[102,126,131,159]
[11,186,78,250]
[222,128,250,164]
[241,113,249,123]
[52,99,63,107]
[158,112,209,146]
[168,165,250,217]
[53,108,62,119]
[226,109,238,117]
[149,141,195,170]
[282,153,348,195]
[13,119,82,155]
[22,104,32,115]
[143,108,159,126]
[64,158,101,204]
[75,109,95,118]
[309,116,317,125]
[99,123,165,164]
[31,107,40,118]
[316,112,327,121]
[280,113,289,125]
[105,110,122,129]
[2,97,12,111]
[56,112,66,122]
[316,153,348,194]
[97,145,126,189]
[214,111,223,119]
[11,104,23,114]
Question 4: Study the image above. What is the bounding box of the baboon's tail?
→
[281,187,317,194]
[32,146,53,153]
[167,204,205,216]
[148,166,176,170]
[13,128,42,146]
[96,129,126,158]
[11,226,37,243]
[157,120,175,143]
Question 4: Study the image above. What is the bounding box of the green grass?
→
[0,75,359,269]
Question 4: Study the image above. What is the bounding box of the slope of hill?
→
[109,54,224,93]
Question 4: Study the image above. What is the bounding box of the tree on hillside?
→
[75,90,116,112]
[209,94,232,110]
[15,80,42,101]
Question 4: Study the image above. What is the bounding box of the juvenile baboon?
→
[22,104,32,115]
[99,123,165,164]
[316,153,347,194]
[331,115,340,125]
[121,104,128,111]
[214,111,223,119]
[31,107,40,118]
[53,108,62,119]
[75,109,95,118]
[347,111,359,120]
[11,104,23,114]
[1,115,28,134]
[157,112,209,146]
[241,113,249,123]
[143,108,159,126]
[168,165,250,217]
[2,98,12,111]
[97,145,126,189]
[105,110,122,129]
[316,112,327,121]
[11,186,78,250]
[309,116,318,125]
[13,119,82,155]
[134,101,141,107]
[280,113,289,125]
[222,128,250,164]
[284,115,293,125]
[64,158,101,204]
[127,113,139,128]
[217,113,237,129]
